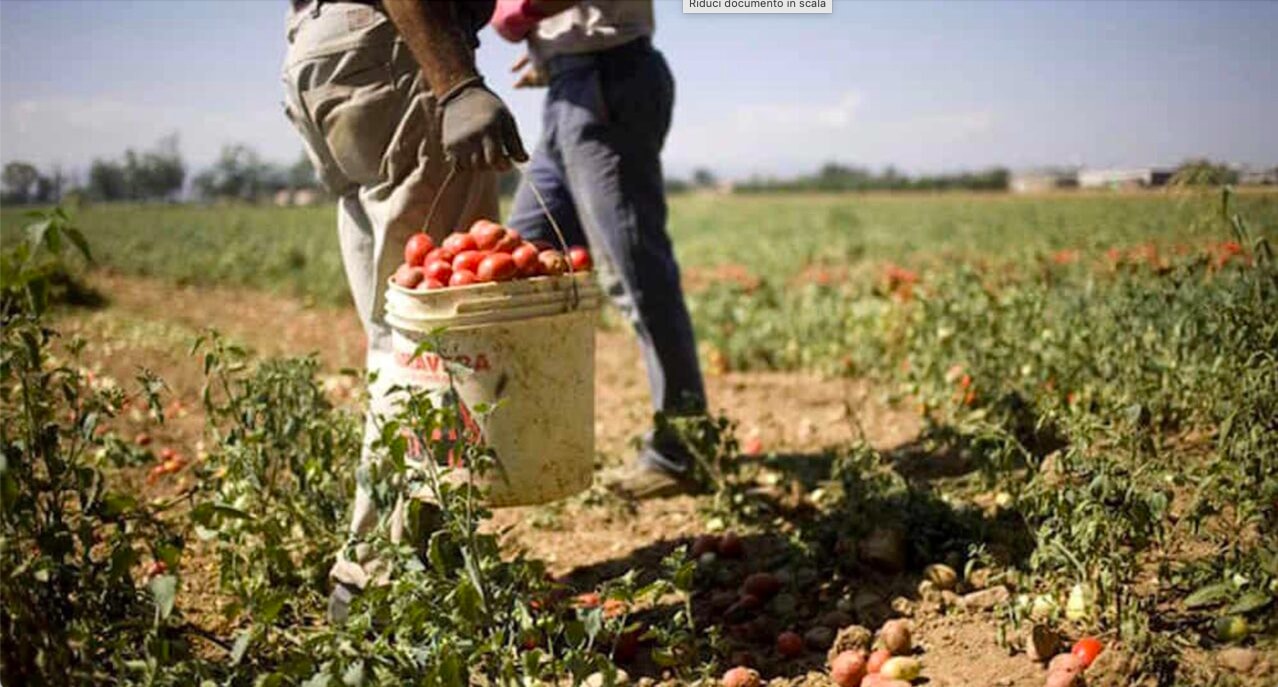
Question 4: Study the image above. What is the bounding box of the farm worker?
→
[281,0,528,622]
[492,0,709,499]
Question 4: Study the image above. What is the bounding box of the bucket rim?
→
[386,271,597,297]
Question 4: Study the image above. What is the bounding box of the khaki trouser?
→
[281,2,498,589]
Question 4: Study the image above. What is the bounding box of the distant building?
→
[1010,169,1078,194]
[1237,167,1278,186]
[272,188,323,206]
[1077,168,1174,190]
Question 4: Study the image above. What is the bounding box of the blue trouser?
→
[507,38,705,474]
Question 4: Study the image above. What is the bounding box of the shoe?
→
[601,461,699,500]
[327,581,360,625]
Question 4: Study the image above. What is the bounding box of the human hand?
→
[438,79,529,171]
[511,53,547,89]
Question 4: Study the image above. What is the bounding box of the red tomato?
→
[442,232,478,255]
[511,243,540,275]
[424,247,455,265]
[721,666,760,687]
[452,250,485,274]
[866,648,891,674]
[423,277,445,290]
[449,269,478,287]
[423,260,452,284]
[829,650,867,687]
[776,630,803,658]
[538,249,567,276]
[718,532,745,559]
[478,252,518,282]
[394,264,425,289]
[572,591,601,609]
[404,233,434,266]
[493,228,523,253]
[1071,636,1103,668]
[568,245,592,271]
[469,220,505,250]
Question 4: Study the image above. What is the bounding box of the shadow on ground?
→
[555,439,1038,680]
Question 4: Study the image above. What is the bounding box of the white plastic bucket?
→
[378,272,602,507]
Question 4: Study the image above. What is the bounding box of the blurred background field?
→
[4,191,1275,307]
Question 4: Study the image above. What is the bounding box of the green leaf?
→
[1226,590,1273,615]
[341,659,366,686]
[230,629,251,665]
[454,577,481,623]
[256,592,287,625]
[61,226,93,262]
[581,607,603,643]
[1184,582,1232,609]
[149,574,178,622]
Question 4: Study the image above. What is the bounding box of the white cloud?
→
[0,95,302,172]
[665,91,999,178]
[733,91,863,130]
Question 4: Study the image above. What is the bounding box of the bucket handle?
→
[422,163,582,311]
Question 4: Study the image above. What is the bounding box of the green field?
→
[4,190,1276,684]
[5,191,1275,306]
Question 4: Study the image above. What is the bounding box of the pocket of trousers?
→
[301,56,402,189]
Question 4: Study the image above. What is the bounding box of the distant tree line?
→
[1,135,323,206]
[735,162,1010,193]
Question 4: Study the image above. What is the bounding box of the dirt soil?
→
[49,271,1274,687]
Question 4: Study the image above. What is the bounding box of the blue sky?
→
[2,0,1276,180]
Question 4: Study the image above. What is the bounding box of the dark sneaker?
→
[601,461,699,500]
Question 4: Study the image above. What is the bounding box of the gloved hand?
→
[438,78,529,171]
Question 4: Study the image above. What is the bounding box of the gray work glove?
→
[438,78,528,171]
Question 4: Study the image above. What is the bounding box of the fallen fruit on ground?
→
[777,630,804,658]
[721,666,761,687]
[1214,615,1249,642]
[878,656,920,681]
[718,531,745,559]
[828,649,867,687]
[1071,636,1103,668]
[742,572,783,600]
[866,648,892,674]
[691,534,720,557]
[922,563,958,590]
[878,619,911,655]
[1065,584,1092,621]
